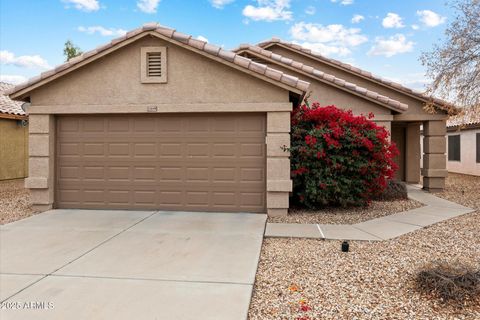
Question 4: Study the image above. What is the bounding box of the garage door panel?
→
[108,118,130,132]
[82,118,105,132]
[187,143,210,158]
[56,114,266,212]
[240,192,264,207]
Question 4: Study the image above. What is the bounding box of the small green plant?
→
[290,103,399,208]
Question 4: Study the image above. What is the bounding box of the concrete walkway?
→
[265,185,474,241]
[0,210,266,320]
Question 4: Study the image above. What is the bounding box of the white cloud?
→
[331,0,354,5]
[293,42,352,56]
[368,34,414,57]
[351,14,364,24]
[382,13,405,28]
[0,50,51,69]
[209,0,234,8]
[290,22,368,57]
[242,0,292,22]
[411,24,420,30]
[0,74,28,84]
[416,10,446,27]
[137,0,161,13]
[78,26,127,37]
[385,73,430,91]
[305,6,316,15]
[62,0,100,12]
[196,35,209,42]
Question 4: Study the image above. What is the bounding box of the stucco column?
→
[422,120,447,192]
[24,114,55,211]
[266,111,292,217]
[405,123,421,183]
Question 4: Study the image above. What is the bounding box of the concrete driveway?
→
[0,209,266,319]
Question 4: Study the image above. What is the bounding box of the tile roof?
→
[0,82,26,117]
[257,38,456,112]
[234,44,408,113]
[7,23,310,99]
[447,107,480,128]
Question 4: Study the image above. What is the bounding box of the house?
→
[445,108,480,176]
[7,23,309,216]
[234,39,455,191]
[6,24,452,217]
[0,82,28,181]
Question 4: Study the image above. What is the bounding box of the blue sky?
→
[1,0,453,90]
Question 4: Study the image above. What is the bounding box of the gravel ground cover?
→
[0,179,36,225]
[250,173,480,319]
[268,199,423,225]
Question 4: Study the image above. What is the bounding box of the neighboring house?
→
[0,82,28,181]
[6,24,453,216]
[234,40,454,191]
[445,108,480,176]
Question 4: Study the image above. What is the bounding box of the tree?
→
[421,0,480,112]
[63,40,82,61]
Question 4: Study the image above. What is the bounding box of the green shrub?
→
[290,103,399,208]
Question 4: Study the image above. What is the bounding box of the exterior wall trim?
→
[394,114,448,121]
[28,103,293,114]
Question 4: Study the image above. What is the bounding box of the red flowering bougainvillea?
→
[290,103,399,208]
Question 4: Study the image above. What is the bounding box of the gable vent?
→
[141,47,167,83]
[147,52,162,77]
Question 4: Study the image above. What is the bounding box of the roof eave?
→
[236,47,408,113]
[0,113,28,120]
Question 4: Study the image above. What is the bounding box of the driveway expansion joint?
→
[48,273,254,286]
[265,185,474,241]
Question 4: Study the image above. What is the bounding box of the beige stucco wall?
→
[24,35,294,215]
[249,59,391,116]
[31,36,289,106]
[446,129,480,176]
[0,118,29,180]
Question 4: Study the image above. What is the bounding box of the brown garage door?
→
[55,113,266,212]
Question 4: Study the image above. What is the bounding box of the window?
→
[141,47,167,83]
[448,135,461,161]
[476,133,480,163]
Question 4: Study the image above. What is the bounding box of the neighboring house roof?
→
[7,23,310,101]
[0,82,27,120]
[447,107,480,129]
[234,44,408,113]
[257,38,458,114]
